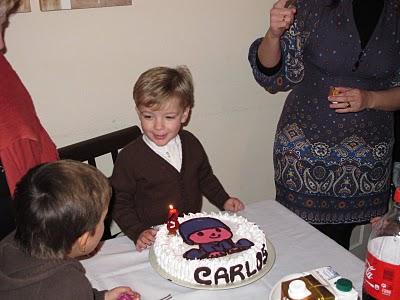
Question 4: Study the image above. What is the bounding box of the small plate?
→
[269,273,309,300]
[149,238,276,290]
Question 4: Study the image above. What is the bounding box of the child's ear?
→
[181,107,190,124]
[68,231,91,258]
[77,231,91,253]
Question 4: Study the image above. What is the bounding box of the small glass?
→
[329,86,339,104]
[329,86,340,97]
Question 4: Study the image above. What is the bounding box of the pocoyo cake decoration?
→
[179,217,254,260]
[150,212,275,288]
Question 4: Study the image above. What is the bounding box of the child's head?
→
[133,65,194,110]
[13,160,111,259]
[133,66,194,146]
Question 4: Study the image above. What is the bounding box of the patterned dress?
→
[249,0,400,224]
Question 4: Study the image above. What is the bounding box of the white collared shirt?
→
[142,134,182,172]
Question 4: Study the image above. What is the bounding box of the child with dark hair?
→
[0,160,140,300]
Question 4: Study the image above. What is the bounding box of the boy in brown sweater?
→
[0,160,140,300]
[111,66,245,251]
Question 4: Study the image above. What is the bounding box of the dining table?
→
[81,200,365,300]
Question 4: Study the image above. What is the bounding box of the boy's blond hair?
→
[133,65,194,109]
[14,160,111,259]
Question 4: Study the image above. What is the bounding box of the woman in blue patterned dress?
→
[248,0,400,249]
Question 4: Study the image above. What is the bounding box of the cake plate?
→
[149,238,276,290]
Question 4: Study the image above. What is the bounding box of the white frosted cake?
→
[152,212,269,287]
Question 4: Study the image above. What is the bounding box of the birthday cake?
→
[152,212,270,287]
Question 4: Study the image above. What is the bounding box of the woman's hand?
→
[258,0,297,68]
[136,228,157,252]
[268,0,297,39]
[328,87,373,113]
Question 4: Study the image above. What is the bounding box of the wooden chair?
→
[57,125,141,240]
[58,126,141,167]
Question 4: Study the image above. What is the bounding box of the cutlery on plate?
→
[159,294,172,300]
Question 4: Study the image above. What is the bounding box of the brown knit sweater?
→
[0,233,105,300]
[111,130,230,243]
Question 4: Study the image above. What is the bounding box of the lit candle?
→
[167,204,179,235]
[168,204,178,220]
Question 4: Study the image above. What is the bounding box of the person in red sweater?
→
[0,0,58,240]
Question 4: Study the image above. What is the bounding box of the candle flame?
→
[169,204,173,209]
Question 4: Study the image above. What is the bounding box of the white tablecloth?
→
[82,200,365,300]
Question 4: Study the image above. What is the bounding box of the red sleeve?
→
[1,138,58,195]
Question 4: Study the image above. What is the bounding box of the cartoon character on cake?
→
[179,217,254,260]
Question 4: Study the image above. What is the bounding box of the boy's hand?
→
[105,286,140,300]
[223,197,245,212]
[136,228,157,251]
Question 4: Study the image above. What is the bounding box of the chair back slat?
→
[111,150,119,164]
[58,126,141,164]
[88,158,97,167]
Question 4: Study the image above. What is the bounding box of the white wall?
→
[5,0,287,211]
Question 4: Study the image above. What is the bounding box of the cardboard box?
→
[281,274,335,300]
